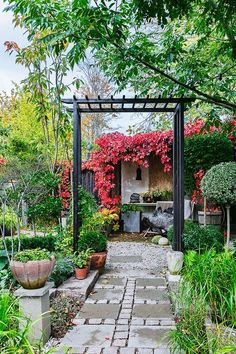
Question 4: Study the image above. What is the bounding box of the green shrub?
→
[49,257,74,287]
[78,186,97,224]
[167,221,224,252]
[1,234,57,252]
[184,132,233,195]
[13,248,52,262]
[201,162,236,205]
[77,230,107,253]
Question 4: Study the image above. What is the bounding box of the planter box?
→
[198,211,222,225]
[121,211,141,233]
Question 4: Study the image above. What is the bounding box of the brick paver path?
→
[57,242,174,354]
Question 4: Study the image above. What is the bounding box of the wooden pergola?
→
[62,95,195,252]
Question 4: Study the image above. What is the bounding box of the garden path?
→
[57,242,175,354]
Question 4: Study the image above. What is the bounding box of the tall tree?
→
[4,0,236,117]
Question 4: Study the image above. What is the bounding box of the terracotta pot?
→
[75,266,88,280]
[90,251,107,270]
[10,256,55,289]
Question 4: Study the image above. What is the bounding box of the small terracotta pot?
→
[10,256,55,289]
[90,251,107,270]
[75,266,88,280]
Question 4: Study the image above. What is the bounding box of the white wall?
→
[121,161,149,203]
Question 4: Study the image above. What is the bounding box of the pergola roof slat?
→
[62,95,194,113]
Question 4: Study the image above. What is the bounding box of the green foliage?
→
[167,221,224,252]
[1,234,57,252]
[170,283,208,353]
[121,204,143,212]
[25,170,62,226]
[55,226,73,256]
[0,292,35,353]
[49,257,74,287]
[0,207,17,231]
[0,268,16,290]
[77,230,107,253]
[73,249,93,269]
[184,250,236,326]
[13,248,52,262]
[78,186,97,224]
[0,250,9,271]
[201,162,236,205]
[184,133,233,195]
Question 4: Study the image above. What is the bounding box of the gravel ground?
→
[106,241,170,276]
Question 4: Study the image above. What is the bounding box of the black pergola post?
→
[62,96,193,254]
[72,96,82,252]
[173,103,184,252]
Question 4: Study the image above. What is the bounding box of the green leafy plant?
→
[49,257,74,287]
[151,235,161,244]
[121,204,143,212]
[0,292,35,353]
[13,248,52,262]
[170,283,208,353]
[78,186,97,225]
[73,249,93,269]
[184,250,236,326]
[0,207,17,231]
[167,221,224,252]
[77,230,107,253]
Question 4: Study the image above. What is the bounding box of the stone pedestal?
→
[15,282,53,344]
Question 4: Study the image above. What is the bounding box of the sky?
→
[0,1,145,133]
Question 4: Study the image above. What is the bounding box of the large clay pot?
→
[75,266,89,280]
[167,251,184,275]
[90,251,107,270]
[10,256,55,289]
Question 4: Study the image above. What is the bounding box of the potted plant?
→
[142,192,153,203]
[10,248,55,289]
[121,204,143,233]
[77,230,108,270]
[152,190,162,202]
[201,162,236,248]
[73,249,92,280]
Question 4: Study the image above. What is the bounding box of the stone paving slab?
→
[132,304,173,319]
[77,304,121,319]
[135,289,169,302]
[128,326,170,348]
[59,325,114,348]
[99,277,127,286]
[136,278,166,287]
[90,289,124,301]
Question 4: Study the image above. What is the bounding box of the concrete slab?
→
[132,304,173,319]
[100,277,127,286]
[128,326,170,348]
[59,325,114,348]
[90,289,124,301]
[136,278,166,287]
[111,256,142,263]
[77,304,120,319]
[135,289,169,302]
[52,271,99,299]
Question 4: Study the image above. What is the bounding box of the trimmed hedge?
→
[0,234,57,252]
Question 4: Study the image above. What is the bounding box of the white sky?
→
[0,0,145,133]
